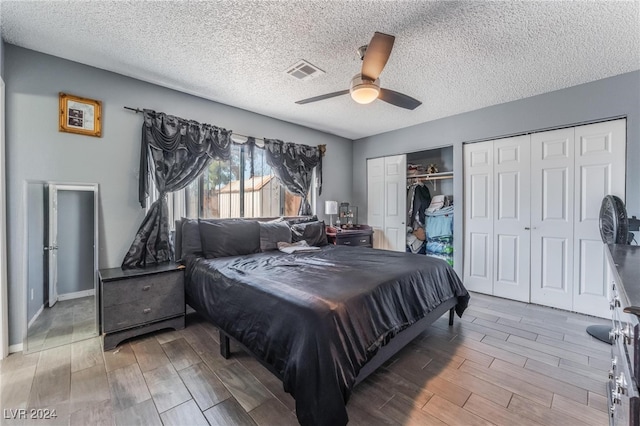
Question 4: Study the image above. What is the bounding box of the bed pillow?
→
[259,219,292,251]
[199,219,261,258]
[291,220,328,247]
[286,215,318,226]
[174,219,184,261]
[181,218,203,258]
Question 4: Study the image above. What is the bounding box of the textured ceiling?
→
[1,1,638,140]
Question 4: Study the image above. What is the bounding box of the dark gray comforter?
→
[184,245,469,425]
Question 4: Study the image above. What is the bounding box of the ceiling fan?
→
[295,32,422,110]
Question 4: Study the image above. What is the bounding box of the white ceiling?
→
[1,1,638,140]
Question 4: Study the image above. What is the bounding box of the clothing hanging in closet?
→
[425,205,454,266]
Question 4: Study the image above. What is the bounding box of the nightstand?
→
[326,225,373,247]
[99,262,185,350]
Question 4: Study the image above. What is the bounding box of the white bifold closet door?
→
[464,119,626,317]
[367,154,407,251]
[493,136,531,302]
[464,136,531,302]
[530,128,575,310]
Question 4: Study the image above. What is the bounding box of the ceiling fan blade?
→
[361,32,395,81]
[295,90,349,105]
[378,88,422,110]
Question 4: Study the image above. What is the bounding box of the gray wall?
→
[353,70,640,276]
[26,183,44,324]
[57,190,94,295]
[0,38,4,79]
[5,45,353,346]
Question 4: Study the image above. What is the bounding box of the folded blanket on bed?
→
[277,240,321,254]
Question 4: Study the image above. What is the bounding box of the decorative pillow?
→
[291,220,328,247]
[181,218,203,258]
[286,215,318,226]
[174,219,184,261]
[199,219,261,258]
[259,219,292,251]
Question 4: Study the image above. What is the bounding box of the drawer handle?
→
[360,239,367,243]
[343,241,351,245]
[142,285,151,291]
[143,308,151,314]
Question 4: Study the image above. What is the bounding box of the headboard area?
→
[174,216,319,262]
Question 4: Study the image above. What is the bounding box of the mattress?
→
[184,245,469,425]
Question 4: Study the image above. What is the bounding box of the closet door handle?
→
[525,227,530,230]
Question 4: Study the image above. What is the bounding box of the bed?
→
[178,218,469,426]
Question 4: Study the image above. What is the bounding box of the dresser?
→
[99,263,185,350]
[606,244,640,425]
[326,225,373,247]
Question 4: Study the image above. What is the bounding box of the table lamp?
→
[325,200,338,226]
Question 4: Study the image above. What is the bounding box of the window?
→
[173,143,313,222]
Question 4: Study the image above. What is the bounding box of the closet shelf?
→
[407,171,453,181]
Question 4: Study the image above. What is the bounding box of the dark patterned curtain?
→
[122,110,232,268]
[263,138,322,215]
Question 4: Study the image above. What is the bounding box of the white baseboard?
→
[57,289,95,301]
[28,304,44,328]
[9,343,23,353]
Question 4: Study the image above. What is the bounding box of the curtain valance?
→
[138,109,232,208]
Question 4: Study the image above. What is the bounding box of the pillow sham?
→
[291,220,328,247]
[199,219,261,258]
[181,218,203,259]
[259,219,292,251]
[174,219,184,261]
[286,215,318,226]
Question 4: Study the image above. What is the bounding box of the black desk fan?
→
[587,195,640,343]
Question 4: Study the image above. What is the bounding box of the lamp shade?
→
[324,200,338,215]
[349,74,380,104]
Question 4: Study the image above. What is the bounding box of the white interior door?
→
[383,155,406,251]
[493,136,531,302]
[573,119,626,318]
[367,157,385,249]
[463,141,494,294]
[47,185,59,307]
[530,128,575,310]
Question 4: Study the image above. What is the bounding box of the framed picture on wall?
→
[58,92,102,137]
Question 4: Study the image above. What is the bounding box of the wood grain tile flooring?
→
[0,292,612,425]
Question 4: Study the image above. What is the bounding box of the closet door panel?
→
[464,142,493,295]
[531,128,574,310]
[383,155,407,251]
[493,136,530,302]
[573,119,626,318]
[367,158,385,249]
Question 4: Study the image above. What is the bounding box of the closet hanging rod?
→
[407,171,453,180]
[123,106,326,156]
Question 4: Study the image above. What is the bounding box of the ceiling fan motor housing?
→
[349,73,380,104]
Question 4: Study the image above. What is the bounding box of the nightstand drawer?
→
[337,234,372,247]
[103,282,184,332]
[102,271,183,308]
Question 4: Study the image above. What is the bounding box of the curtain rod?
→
[123,106,326,156]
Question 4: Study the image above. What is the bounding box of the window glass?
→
[166,143,312,225]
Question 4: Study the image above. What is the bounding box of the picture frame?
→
[59,93,102,137]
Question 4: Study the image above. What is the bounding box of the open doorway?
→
[24,182,99,353]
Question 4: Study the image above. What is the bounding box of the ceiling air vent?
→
[286,60,325,81]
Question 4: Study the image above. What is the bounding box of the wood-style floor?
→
[1,292,611,425]
[26,296,96,353]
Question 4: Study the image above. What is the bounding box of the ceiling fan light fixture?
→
[349,74,380,104]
